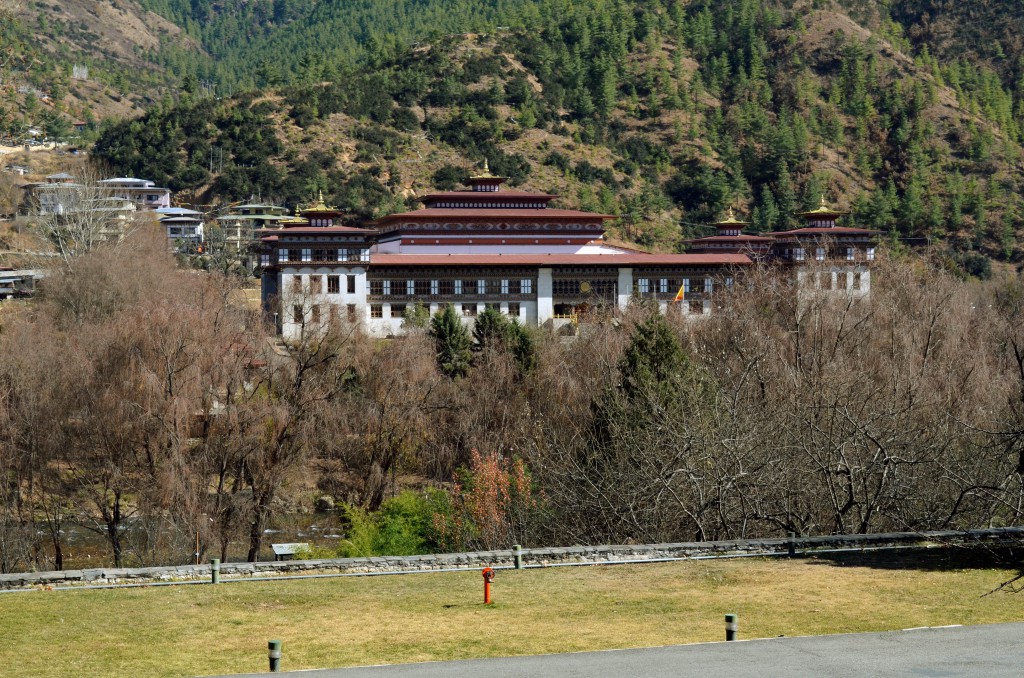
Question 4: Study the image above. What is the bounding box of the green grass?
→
[2,551,1022,677]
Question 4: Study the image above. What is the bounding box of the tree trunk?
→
[247,493,272,562]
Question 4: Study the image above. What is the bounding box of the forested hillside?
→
[90,0,1024,267]
[0,0,196,129]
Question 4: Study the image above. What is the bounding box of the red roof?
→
[688,235,775,243]
[769,227,879,237]
[421,190,558,201]
[374,208,616,223]
[268,225,374,236]
[369,253,751,266]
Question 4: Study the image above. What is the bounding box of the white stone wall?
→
[279,266,368,342]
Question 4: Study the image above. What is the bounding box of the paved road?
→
[224,622,1024,677]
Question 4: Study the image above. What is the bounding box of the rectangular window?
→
[278,249,288,263]
[360,249,370,262]
[348,249,362,262]
[327,275,340,294]
[704,278,713,293]
[309,276,322,294]
[486,303,500,312]
[683,278,691,294]
[391,304,406,318]
[688,298,703,315]
[794,248,806,261]
[521,279,533,294]
[347,275,356,294]
[383,280,391,296]
[462,303,478,317]
[816,247,825,261]
[291,275,303,293]
[406,280,415,296]
[477,279,486,295]
[310,304,321,324]
[301,248,311,263]
[866,247,875,261]
[846,247,855,261]
[838,273,849,290]
[454,279,463,295]
[346,304,357,322]
[370,304,383,318]
[439,280,454,296]
[260,254,270,267]
[337,248,347,262]
[658,278,669,294]
[501,279,509,295]
[637,278,650,294]
[725,277,734,289]
[431,280,440,296]
[507,302,521,316]
[415,280,431,296]
[853,273,862,290]
[293,305,303,324]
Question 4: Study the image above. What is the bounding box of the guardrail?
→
[2,526,1021,591]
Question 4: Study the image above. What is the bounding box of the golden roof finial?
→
[482,158,490,174]
[819,194,827,209]
[726,206,736,220]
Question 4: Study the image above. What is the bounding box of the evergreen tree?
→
[618,312,689,407]
[752,184,780,232]
[430,304,472,379]
[472,307,511,351]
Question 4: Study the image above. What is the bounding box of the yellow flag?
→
[673,282,685,302]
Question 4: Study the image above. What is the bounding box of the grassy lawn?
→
[2,550,1022,677]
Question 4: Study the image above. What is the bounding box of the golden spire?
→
[306,189,330,212]
[717,206,747,225]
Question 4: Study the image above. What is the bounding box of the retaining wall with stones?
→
[2,526,1022,590]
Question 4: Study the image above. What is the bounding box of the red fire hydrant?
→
[482,567,495,604]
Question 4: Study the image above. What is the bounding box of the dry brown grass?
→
[1,551,1022,677]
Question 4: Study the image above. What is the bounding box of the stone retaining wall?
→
[3,526,1022,590]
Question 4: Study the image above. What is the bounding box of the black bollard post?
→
[268,639,282,672]
[788,532,796,558]
[725,613,738,641]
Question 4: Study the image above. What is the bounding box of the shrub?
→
[432,449,537,551]
[336,490,450,557]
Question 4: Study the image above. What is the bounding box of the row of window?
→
[634,278,732,294]
[550,279,618,296]
[429,201,547,209]
[293,303,358,325]
[793,247,876,262]
[369,279,535,297]
[292,274,357,295]
[368,302,523,319]
[815,272,866,291]
[277,248,369,263]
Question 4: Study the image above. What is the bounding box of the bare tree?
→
[30,167,151,270]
